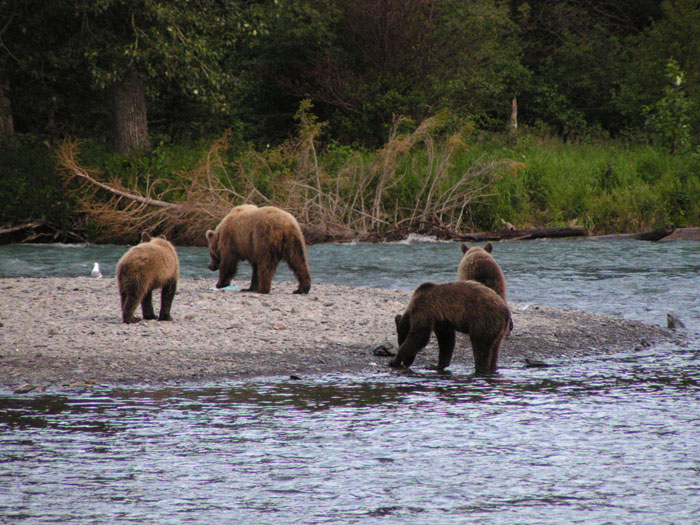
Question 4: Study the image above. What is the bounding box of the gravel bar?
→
[0,277,683,392]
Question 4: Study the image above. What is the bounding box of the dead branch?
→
[57,140,184,211]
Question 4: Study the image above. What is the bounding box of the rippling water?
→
[1,238,699,523]
[1,237,698,329]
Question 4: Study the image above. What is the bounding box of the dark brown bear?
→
[457,242,507,301]
[116,232,179,324]
[391,281,512,374]
[205,204,311,294]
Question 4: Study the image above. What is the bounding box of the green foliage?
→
[6,125,697,241]
[458,134,699,233]
[643,60,694,152]
[4,0,699,148]
[616,0,700,135]
[0,145,75,227]
[4,0,700,239]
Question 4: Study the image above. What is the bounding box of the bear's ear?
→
[461,243,469,254]
[484,242,493,253]
[205,230,215,242]
[141,232,151,243]
[395,314,402,328]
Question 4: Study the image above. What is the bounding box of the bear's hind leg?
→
[470,336,492,375]
[121,291,141,324]
[158,281,177,321]
[290,263,311,294]
[141,289,157,320]
[485,326,507,373]
[286,246,311,294]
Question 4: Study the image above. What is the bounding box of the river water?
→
[1,238,699,523]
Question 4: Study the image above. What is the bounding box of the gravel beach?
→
[0,277,683,392]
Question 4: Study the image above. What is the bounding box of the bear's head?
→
[395,313,411,346]
[461,242,493,255]
[205,229,220,271]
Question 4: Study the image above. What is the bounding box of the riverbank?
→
[0,277,685,393]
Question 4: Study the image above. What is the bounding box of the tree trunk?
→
[508,97,518,133]
[0,79,14,144]
[111,70,149,155]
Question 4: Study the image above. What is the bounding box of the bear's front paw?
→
[388,358,405,369]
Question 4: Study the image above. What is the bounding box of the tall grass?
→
[53,111,700,244]
[471,136,700,233]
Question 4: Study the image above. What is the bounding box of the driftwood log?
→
[0,220,86,244]
[456,226,588,242]
[590,226,675,241]
[659,228,700,241]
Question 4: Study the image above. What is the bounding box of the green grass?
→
[3,129,697,243]
[462,135,699,233]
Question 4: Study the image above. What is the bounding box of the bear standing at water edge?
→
[391,281,512,375]
[117,232,179,324]
[205,204,311,294]
[457,242,507,301]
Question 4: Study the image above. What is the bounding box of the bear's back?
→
[117,239,179,285]
[219,205,303,248]
[457,248,506,300]
[408,280,509,334]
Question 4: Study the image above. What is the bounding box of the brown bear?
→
[457,242,507,301]
[116,232,179,324]
[205,204,311,294]
[391,281,512,374]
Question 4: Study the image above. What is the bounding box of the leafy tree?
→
[74,0,242,154]
[643,60,693,151]
[1,0,253,153]
[0,0,89,143]
[244,0,523,145]
[510,0,663,137]
[616,0,700,136]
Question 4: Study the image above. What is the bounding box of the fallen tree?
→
[58,138,239,245]
[0,220,86,244]
[590,226,675,241]
[456,226,589,242]
[56,116,505,245]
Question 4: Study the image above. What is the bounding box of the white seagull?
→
[91,262,103,279]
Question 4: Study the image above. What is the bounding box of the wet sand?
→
[0,277,683,392]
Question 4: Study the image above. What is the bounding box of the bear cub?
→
[457,242,507,301]
[206,204,311,294]
[116,232,179,324]
[391,281,512,375]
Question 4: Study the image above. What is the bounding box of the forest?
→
[1,0,699,244]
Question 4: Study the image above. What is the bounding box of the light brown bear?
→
[206,204,311,294]
[457,242,507,301]
[391,281,512,374]
[116,232,179,324]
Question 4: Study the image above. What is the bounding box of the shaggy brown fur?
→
[116,232,179,324]
[205,204,311,294]
[391,281,512,374]
[457,242,507,301]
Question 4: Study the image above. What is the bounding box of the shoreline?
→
[0,277,684,393]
